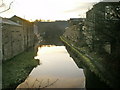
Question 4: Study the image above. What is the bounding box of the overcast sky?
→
[0,0,119,21]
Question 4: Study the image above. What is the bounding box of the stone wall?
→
[2,23,23,60]
[10,15,35,50]
[1,16,35,61]
[84,2,120,56]
[63,18,84,46]
[0,17,2,61]
[62,2,120,88]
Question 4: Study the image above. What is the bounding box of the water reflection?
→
[17,45,85,88]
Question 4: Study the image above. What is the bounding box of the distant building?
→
[68,18,85,26]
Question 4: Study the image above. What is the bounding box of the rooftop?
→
[0,17,22,26]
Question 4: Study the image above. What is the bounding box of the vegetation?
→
[60,36,118,88]
[36,21,68,45]
[2,48,38,89]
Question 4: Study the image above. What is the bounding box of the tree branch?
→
[0,0,14,13]
[0,0,4,7]
[42,79,59,88]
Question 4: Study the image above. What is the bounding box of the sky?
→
[0,0,119,21]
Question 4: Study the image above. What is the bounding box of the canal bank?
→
[2,48,38,89]
[60,36,113,88]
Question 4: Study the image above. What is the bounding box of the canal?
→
[17,45,85,88]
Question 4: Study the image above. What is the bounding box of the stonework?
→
[0,16,35,61]
[85,2,120,55]
[1,18,23,60]
[63,18,84,45]
[62,2,120,88]
[10,15,35,50]
[0,17,2,61]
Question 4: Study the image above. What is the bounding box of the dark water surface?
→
[17,45,85,88]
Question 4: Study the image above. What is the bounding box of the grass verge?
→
[2,48,38,89]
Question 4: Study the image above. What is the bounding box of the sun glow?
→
[37,45,64,55]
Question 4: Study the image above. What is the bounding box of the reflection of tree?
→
[37,21,67,45]
[25,78,59,88]
[0,0,14,13]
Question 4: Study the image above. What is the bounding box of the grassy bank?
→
[60,36,114,88]
[2,48,38,89]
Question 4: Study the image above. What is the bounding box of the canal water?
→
[17,45,85,88]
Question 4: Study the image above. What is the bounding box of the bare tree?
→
[0,0,4,7]
[0,0,14,13]
[21,78,59,89]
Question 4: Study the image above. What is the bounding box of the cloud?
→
[64,2,94,13]
[101,0,120,2]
